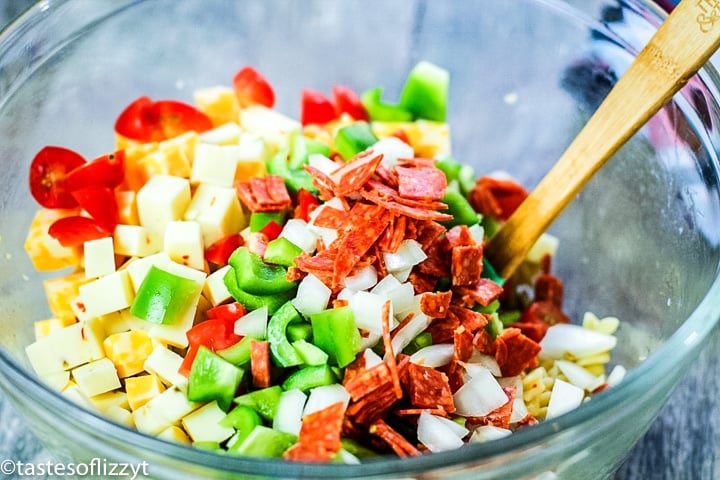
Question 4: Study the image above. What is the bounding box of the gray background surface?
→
[0,1,717,479]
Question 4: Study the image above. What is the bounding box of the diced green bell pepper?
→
[221,405,262,448]
[233,385,283,421]
[193,441,222,451]
[403,331,433,356]
[360,87,413,122]
[481,257,505,285]
[228,247,296,295]
[439,188,481,228]
[333,122,378,161]
[292,339,329,366]
[398,61,449,122]
[249,211,286,233]
[484,312,504,339]
[264,236,303,267]
[223,268,296,315]
[309,306,362,368]
[286,321,313,342]
[216,335,255,366]
[129,265,198,325]
[187,346,244,411]
[436,157,476,196]
[499,310,522,326]
[267,301,303,368]
[289,133,331,170]
[340,438,380,459]
[474,298,501,314]
[228,425,296,458]
[281,364,338,392]
[266,147,318,195]
[481,214,501,239]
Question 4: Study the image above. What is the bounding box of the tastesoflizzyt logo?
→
[0,457,150,479]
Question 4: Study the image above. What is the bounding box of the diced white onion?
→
[370,273,402,295]
[383,239,427,272]
[369,137,414,168]
[273,389,307,435]
[362,348,383,369]
[308,153,340,176]
[306,225,338,248]
[303,384,350,416]
[468,223,485,245]
[391,266,413,283]
[417,413,466,453]
[348,290,393,335]
[498,376,528,423]
[539,324,617,360]
[466,351,502,377]
[545,379,585,419]
[233,306,268,338]
[390,312,431,356]
[410,344,454,368]
[279,219,318,253]
[337,449,361,464]
[359,332,382,350]
[343,265,378,291]
[292,274,331,316]
[469,425,512,443]
[555,360,604,392]
[453,366,508,417]
[606,364,627,387]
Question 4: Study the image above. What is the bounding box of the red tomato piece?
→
[48,216,109,247]
[301,89,337,126]
[233,66,275,108]
[114,96,213,142]
[333,85,369,121]
[65,150,125,191]
[70,185,119,232]
[28,146,86,209]
[206,302,247,322]
[259,220,283,241]
[205,233,243,266]
[294,188,321,222]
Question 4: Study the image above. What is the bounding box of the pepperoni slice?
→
[283,402,345,462]
[451,245,484,286]
[494,327,541,376]
[370,420,421,457]
[401,362,455,413]
[396,165,447,201]
[250,340,271,388]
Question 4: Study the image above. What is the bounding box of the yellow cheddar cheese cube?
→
[372,120,451,159]
[104,330,155,378]
[122,141,160,191]
[194,86,239,127]
[43,271,92,322]
[24,208,82,271]
[126,374,166,411]
[116,190,139,225]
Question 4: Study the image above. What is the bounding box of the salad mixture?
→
[23,62,625,462]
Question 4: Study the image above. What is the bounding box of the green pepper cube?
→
[229,425,296,458]
[266,149,290,176]
[129,265,199,325]
[481,257,505,286]
[398,61,449,122]
[264,237,303,267]
[333,122,379,161]
[187,346,244,411]
[233,385,283,421]
[228,247,296,295]
[249,211,286,233]
[281,364,338,392]
[289,133,331,170]
[286,321,313,342]
[292,339,329,366]
[340,438,380,459]
[221,405,262,448]
[439,188,481,228]
[309,306,361,368]
[216,335,255,366]
[223,268,296,315]
[267,301,303,368]
[403,331,433,356]
[360,87,413,122]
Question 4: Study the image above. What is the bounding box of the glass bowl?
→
[1,0,719,478]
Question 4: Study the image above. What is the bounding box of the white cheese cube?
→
[158,425,192,444]
[202,265,233,306]
[182,401,235,443]
[78,269,135,318]
[184,184,245,247]
[72,357,121,397]
[39,370,71,391]
[198,122,243,145]
[143,344,188,387]
[132,385,200,436]
[163,220,204,271]
[104,405,135,428]
[234,132,270,162]
[100,309,151,336]
[61,383,94,409]
[83,237,116,278]
[190,143,239,188]
[113,224,163,257]
[239,105,301,152]
[25,317,106,375]
[136,174,191,232]
[89,390,129,412]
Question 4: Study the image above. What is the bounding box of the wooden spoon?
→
[484,0,720,280]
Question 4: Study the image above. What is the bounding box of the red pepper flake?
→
[283,401,345,462]
[494,327,541,377]
[250,340,271,388]
[369,419,421,457]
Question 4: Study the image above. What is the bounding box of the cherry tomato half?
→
[70,185,119,233]
[333,85,369,121]
[65,150,125,191]
[233,66,275,108]
[28,146,86,209]
[114,96,213,142]
[300,89,337,126]
[48,216,110,247]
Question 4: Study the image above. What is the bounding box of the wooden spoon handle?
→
[484,0,720,279]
